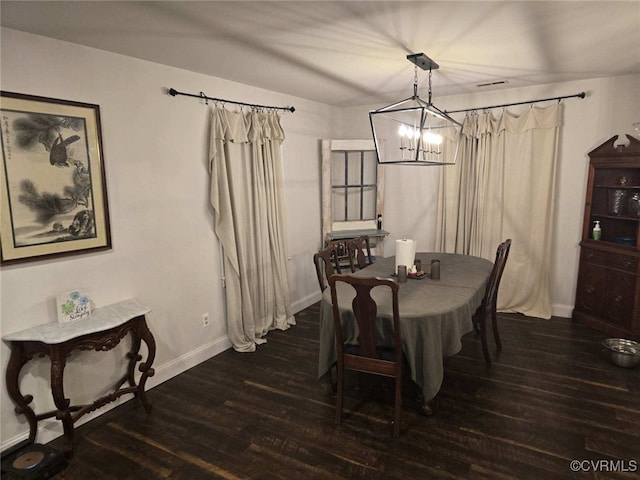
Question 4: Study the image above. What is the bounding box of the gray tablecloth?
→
[318,253,493,402]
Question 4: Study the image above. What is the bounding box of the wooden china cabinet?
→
[573,134,640,340]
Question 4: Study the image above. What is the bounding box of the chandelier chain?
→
[413,66,418,97]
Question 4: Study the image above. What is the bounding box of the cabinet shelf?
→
[594,185,640,190]
[591,213,640,222]
[582,239,637,250]
[585,240,638,249]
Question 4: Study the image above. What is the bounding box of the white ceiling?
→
[1,1,639,107]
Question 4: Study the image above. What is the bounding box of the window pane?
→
[362,186,377,219]
[346,152,360,184]
[331,152,345,185]
[346,187,361,221]
[332,188,346,220]
[363,151,377,185]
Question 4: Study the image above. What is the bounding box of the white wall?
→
[339,74,640,317]
[0,28,335,447]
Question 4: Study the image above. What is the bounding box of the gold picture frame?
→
[0,91,111,264]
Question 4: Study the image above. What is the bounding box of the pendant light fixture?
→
[369,53,462,165]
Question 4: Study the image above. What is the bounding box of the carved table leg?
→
[127,330,142,389]
[50,348,74,457]
[5,342,38,443]
[136,317,156,413]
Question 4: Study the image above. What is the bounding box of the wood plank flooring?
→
[48,303,640,479]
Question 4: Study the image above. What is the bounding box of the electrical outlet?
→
[202,313,210,327]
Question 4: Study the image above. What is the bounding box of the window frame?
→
[321,139,386,255]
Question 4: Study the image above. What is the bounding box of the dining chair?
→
[473,239,512,365]
[346,236,374,271]
[326,239,350,270]
[328,274,403,437]
[313,244,342,291]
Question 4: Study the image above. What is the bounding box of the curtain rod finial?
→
[168,88,178,96]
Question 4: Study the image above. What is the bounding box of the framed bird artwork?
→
[0,91,111,264]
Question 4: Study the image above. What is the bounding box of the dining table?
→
[317,252,493,411]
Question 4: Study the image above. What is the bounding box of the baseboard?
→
[0,334,232,452]
[552,303,574,319]
[151,335,232,388]
[291,291,321,314]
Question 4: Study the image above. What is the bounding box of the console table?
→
[2,298,156,456]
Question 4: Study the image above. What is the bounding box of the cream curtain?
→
[209,108,295,352]
[436,104,561,319]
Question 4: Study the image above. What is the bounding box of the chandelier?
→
[369,53,462,165]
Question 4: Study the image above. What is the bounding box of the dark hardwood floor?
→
[48,303,640,479]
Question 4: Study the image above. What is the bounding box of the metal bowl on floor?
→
[602,338,640,368]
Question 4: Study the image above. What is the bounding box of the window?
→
[331,150,377,221]
[321,139,387,255]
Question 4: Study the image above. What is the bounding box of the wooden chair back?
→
[484,239,512,313]
[346,236,373,271]
[313,244,341,291]
[328,274,403,437]
[473,238,512,364]
[325,239,350,272]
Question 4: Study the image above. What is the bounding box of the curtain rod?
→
[168,88,295,113]
[445,91,586,114]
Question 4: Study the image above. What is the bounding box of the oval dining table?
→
[317,252,493,413]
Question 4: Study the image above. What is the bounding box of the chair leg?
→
[492,308,502,350]
[393,374,401,438]
[479,315,492,366]
[336,365,344,426]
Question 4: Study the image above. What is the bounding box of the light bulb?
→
[423,131,443,145]
[398,124,407,137]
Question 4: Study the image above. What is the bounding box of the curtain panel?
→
[436,104,561,319]
[209,108,295,352]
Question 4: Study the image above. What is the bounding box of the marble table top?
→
[2,298,151,344]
